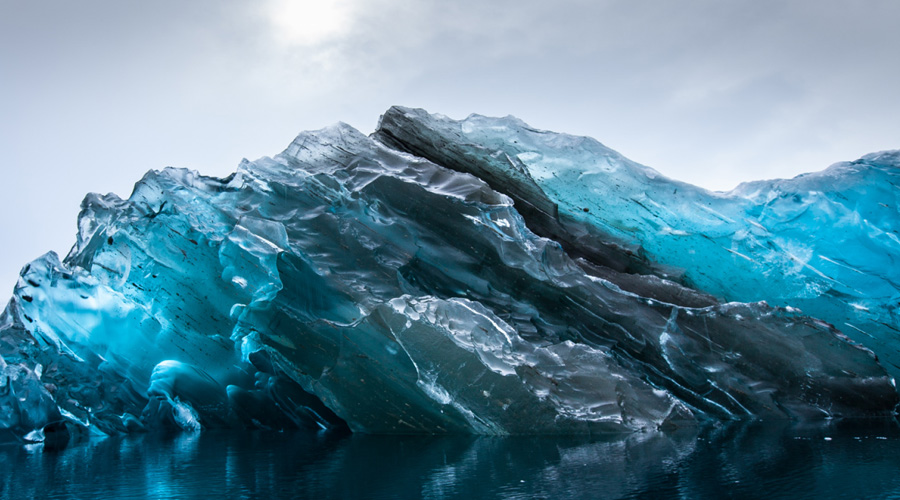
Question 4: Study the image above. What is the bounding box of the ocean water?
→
[2,420,900,499]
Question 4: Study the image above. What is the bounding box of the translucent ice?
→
[1,108,897,442]
[377,107,900,378]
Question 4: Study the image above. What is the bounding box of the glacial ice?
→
[1,107,898,442]
[377,108,900,379]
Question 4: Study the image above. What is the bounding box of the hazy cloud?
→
[1,0,898,290]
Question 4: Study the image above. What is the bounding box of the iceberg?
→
[1,107,898,442]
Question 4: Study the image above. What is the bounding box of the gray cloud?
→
[1,0,898,291]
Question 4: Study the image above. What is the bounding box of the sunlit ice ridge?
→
[2,106,899,444]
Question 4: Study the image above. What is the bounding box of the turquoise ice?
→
[378,107,900,378]
[1,108,897,443]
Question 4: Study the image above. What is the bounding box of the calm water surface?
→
[2,420,900,499]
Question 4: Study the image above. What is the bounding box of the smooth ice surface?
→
[1,108,898,442]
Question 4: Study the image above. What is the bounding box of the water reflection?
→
[2,420,900,499]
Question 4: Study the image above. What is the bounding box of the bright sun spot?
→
[266,0,352,46]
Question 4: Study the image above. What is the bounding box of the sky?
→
[1,0,899,293]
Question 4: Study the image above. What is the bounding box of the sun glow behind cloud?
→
[265,0,352,46]
[1,0,899,297]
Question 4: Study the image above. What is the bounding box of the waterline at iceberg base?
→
[2,107,899,443]
[5,422,900,499]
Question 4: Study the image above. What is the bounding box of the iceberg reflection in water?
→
[2,421,900,499]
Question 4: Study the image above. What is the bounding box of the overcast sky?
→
[1,0,899,292]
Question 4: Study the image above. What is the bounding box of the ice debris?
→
[1,107,898,442]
